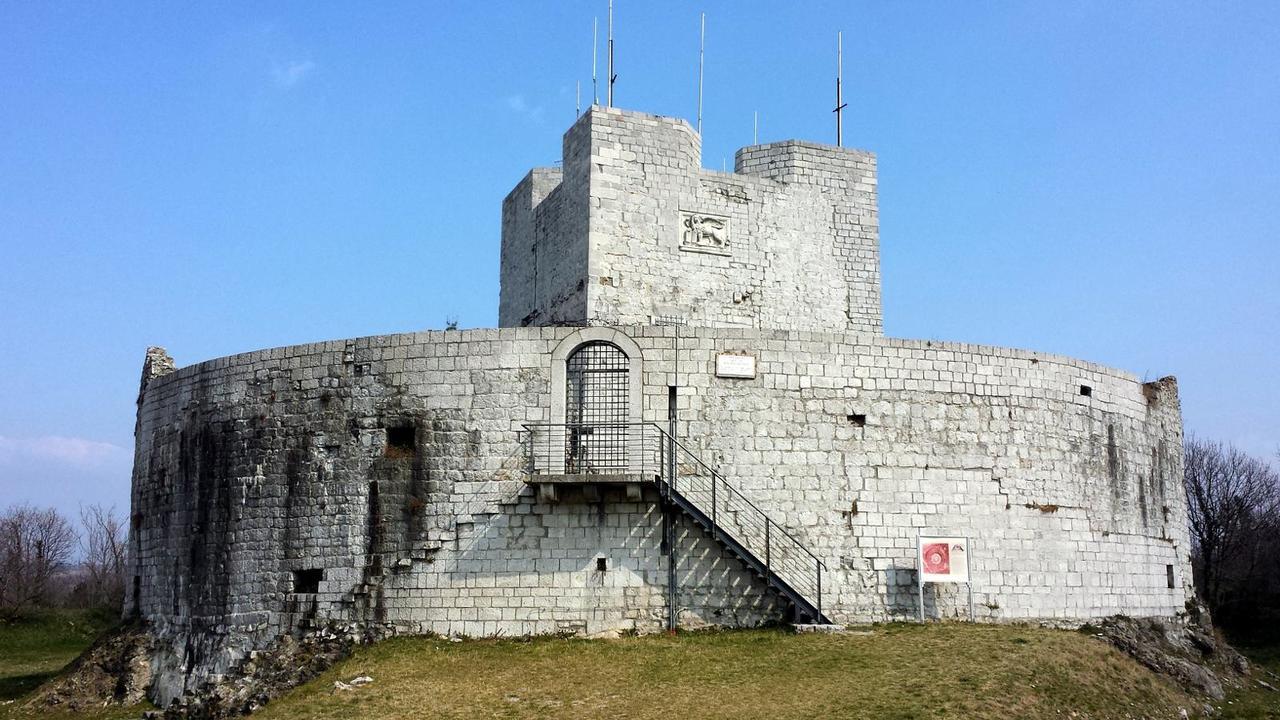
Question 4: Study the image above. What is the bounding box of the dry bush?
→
[1183,436,1280,638]
[73,504,127,612]
[0,504,78,619]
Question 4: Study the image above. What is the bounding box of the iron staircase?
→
[522,422,830,625]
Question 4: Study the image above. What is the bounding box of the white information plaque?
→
[715,353,756,379]
[918,536,970,583]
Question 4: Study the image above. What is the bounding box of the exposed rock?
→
[1091,613,1250,701]
[161,622,372,718]
[22,621,154,712]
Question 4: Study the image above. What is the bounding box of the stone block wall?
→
[129,324,1190,703]
[498,107,882,333]
[497,114,594,327]
[734,141,880,333]
[656,328,1189,623]
[128,328,778,704]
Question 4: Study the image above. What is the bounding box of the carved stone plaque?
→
[679,211,731,256]
[715,353,756,379]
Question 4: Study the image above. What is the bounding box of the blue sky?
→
[2,1,1277,520]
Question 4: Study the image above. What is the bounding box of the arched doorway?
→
[565,341,629,473]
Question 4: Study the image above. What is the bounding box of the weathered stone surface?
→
[499,107,881,333]
[159,622,361,719]
[1093,615,1252,701]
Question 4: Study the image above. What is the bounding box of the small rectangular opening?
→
[596,557,608,572]
[293,568,323,594]
[1079,385,1093,397]
[847,413,867,427]
[385,425,415,457]
[1166,564,1175,589]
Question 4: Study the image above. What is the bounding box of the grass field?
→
[1221,644,1280,719]
[2,615,1275,719]
[256,623,1202,720]
[0,609,117,701]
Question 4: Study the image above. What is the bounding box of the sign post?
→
[917,534,975,622]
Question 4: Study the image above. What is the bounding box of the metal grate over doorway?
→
[565,341,629,473]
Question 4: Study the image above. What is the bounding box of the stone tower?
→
[499,106,881,333]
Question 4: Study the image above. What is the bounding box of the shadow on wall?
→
[884,565,975,621]
[367,482,782,635]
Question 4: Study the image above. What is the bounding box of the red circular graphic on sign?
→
[923,543,950,574]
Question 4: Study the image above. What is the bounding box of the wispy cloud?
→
[271,59,315,88]
[505,93,545,123]
[0,435,128,467]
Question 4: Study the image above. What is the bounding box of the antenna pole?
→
[697,12,705,135]
[834,31,848,147]
[592,17,598,105]
[753,110,758,145]
[607,0,615,107]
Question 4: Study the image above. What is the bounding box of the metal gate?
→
[565,341,629,473]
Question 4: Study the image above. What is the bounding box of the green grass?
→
[0,608,146,720]
[255,623,1203,720]
[1217,645,1280,720]
[0,609,117,701]
[3,614,1274,719]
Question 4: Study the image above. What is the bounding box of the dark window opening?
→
[386,425,415,457]
[596,557,608,572]
[1166,564,1175,589]
[847,413,867,427]
[293,568,323,594]
[1079,385,1093,397]
[131,576,141,617]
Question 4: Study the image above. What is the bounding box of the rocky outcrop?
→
[1089,610,1250,702]
[22,621,154,712]
[157,623,369,719]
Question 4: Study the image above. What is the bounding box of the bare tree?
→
[78,504,127,611]
[0,504,78,619]
[1183,436,1280,630]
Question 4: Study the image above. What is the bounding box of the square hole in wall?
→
[385,425,416,457]
[293,568,323,594]
[1166,564,1175,589]
[847,413,867,427]
[1079,385,1093,397]
[596,557,608,572]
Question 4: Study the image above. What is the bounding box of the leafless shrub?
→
[1183,436,1280,636]
[74,504,127,612]
[0,503,78,619]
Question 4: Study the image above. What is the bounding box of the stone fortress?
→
[128,105,1192,704]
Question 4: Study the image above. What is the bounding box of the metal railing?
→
[520,421,827,622]
[522,422,664,477]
